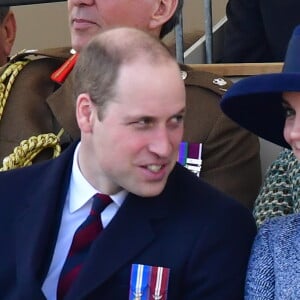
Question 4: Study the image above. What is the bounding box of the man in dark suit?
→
[222,0,300,63]
[0,0,261,209]
[0,27,256,299]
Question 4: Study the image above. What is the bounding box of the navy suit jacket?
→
[0,142,256,299]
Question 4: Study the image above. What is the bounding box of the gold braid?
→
[0,129,64,171]
[0,59,64,171]
[0,60,29,121]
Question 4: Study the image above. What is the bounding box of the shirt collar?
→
[68,142,127,213]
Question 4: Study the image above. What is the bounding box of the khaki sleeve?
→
[182,66,261,209]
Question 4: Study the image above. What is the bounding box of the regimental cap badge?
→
[212,77,228,92]
[213,77,227,86]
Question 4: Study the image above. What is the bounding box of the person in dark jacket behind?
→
[222,0,300,63]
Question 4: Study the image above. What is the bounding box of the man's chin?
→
[134,181,167,198]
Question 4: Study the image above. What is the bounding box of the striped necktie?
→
[57,193,112,300]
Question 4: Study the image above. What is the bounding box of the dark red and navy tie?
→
[56,193,112,300]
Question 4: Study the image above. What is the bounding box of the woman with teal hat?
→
[221,25,300,298]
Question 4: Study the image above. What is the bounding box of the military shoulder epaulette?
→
[180,64,232,96]
[9,47,72,63]
[0,47,73,79]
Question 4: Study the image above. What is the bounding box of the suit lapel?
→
[14,143,76,296]
[15,185,63,299]
[66,191,171,300]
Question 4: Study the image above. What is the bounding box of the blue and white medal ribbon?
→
[130,264,151,300]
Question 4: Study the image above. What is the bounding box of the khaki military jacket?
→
[0,48,261,208]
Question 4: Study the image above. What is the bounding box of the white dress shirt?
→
[42,143,126,299]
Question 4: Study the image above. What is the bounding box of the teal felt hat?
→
[221,25,300,149]
[0,0,65,6]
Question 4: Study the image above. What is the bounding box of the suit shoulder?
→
[172,164,250,211]
[169,165,256,235]
[180,64,233,97]
[0,142,76,198]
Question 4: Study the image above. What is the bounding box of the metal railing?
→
[175,0,213,64]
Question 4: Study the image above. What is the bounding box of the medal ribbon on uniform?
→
[178,142,202,177]
[178,142,188,165]
[129,264,170,300]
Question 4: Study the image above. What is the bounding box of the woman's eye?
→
[282,101,295,118]
[284,107,295,118]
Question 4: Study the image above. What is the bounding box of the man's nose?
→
[148,129,173,157]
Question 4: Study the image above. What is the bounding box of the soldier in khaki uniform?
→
[0,0,261,209]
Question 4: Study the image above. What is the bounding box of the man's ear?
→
[76,93,95,133]
[149,0,178,33]
[3,11,16,56]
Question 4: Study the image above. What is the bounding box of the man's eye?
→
[138,119,148,125]
[170,115,184,124]
[132,118,152,128]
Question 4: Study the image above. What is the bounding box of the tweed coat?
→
[0,141,257,299]
[254,148,300,227]
[245,213,300,299]
[0,48,261,208]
